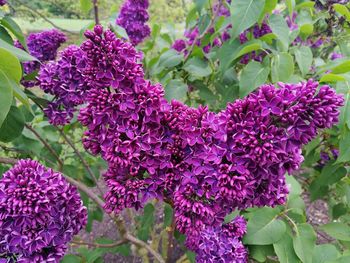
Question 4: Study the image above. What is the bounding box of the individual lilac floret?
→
[15,29,66,88]
[172,39,187,53]
[116,0,151,45]
[189,216,248,263]
[0,0,6,6]
[331,52,343,60]
[38,45,89,125]
[0,159,87,263]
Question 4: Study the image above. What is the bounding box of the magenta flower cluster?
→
[239,21,272,64]
[15,29,66,87]
[172,1,231,54]
[38,25,343,261]
[0,159,87,262]
[187,216,248,262]
[116,0,151,45]
[0,0,6,6]
[38,45,89,125]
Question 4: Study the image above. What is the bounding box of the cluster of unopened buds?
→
[36,24,343,262]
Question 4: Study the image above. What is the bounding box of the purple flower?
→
[38,45,89,125]
[331,52,343,60]
[0,159,87,262]
[172,39,187,53]
[187,216,248,263]
[15,30,66,88]
[116,0,151,45]
[0,0,6,6]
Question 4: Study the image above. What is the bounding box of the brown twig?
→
[11,0,75,34]
[24,124,63,170]
[0,157,17,165]
[125,233,165,263]
[93,0,100,25]
[57,128,104,196]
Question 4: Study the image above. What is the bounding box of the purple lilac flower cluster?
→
[287,12,328,48]
[188,216,248,263]
[0,159,87,262]
[38,45,89,125]
[73,26,343,262]
[239,21,272,64]
[15,30,66,87]
[172,1,231,54]
[116,0,151,45]
[0,0,6,6]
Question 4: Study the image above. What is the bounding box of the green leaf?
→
[309,162,347,200]
[239,61,269,98]
[333,4,350,22]
[328,255,350,263]
[296,1,315,10]
[0,69,13,127]
[0,39,37,62]
[230,0,266,39]
[111,24,129,40]
[312,244,340,263]
[271,52,294,82]
[216,39,241,71]
[183,57,212,78]
[293,223,317,263]
[259,0,277,22]
[164,203,173,227]
[274,233,300,263]
[331,60,350,74]
[195,0,209,14]
[320,223,350,241]
[61,254,81,263]
[165,79,188,101]
[243,207,286,245]
[0,25,13,44]
[294,46,313,77]
[0,47,22,83]
[337,127,350,162]
[0,16,27,50]
[137,203,155,241]
[320,74,346,83]
[158,49,183,69]
[0,106,25,142]
[234,41,262,59]
[286,175,302,196]
[300,24,314,37]
[12,81,32,113]
[286,0,296,17]
[80,0,93,14]
[198,14,211,34]
[269,14,291,51]
[248,245,275,262]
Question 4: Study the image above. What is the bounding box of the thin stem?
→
[24,124,64,170]
[57,128,104,196]
[0,157,17,165]
[93,0,100,25]
[125,233,165,263]
[11,0,75,34]
[71,239,126,248]
[166,214,176,263]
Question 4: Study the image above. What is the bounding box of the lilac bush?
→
[65,26,342,261]
[116,0,151,45]
[15,29,66,87]
[0,159,87,262]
